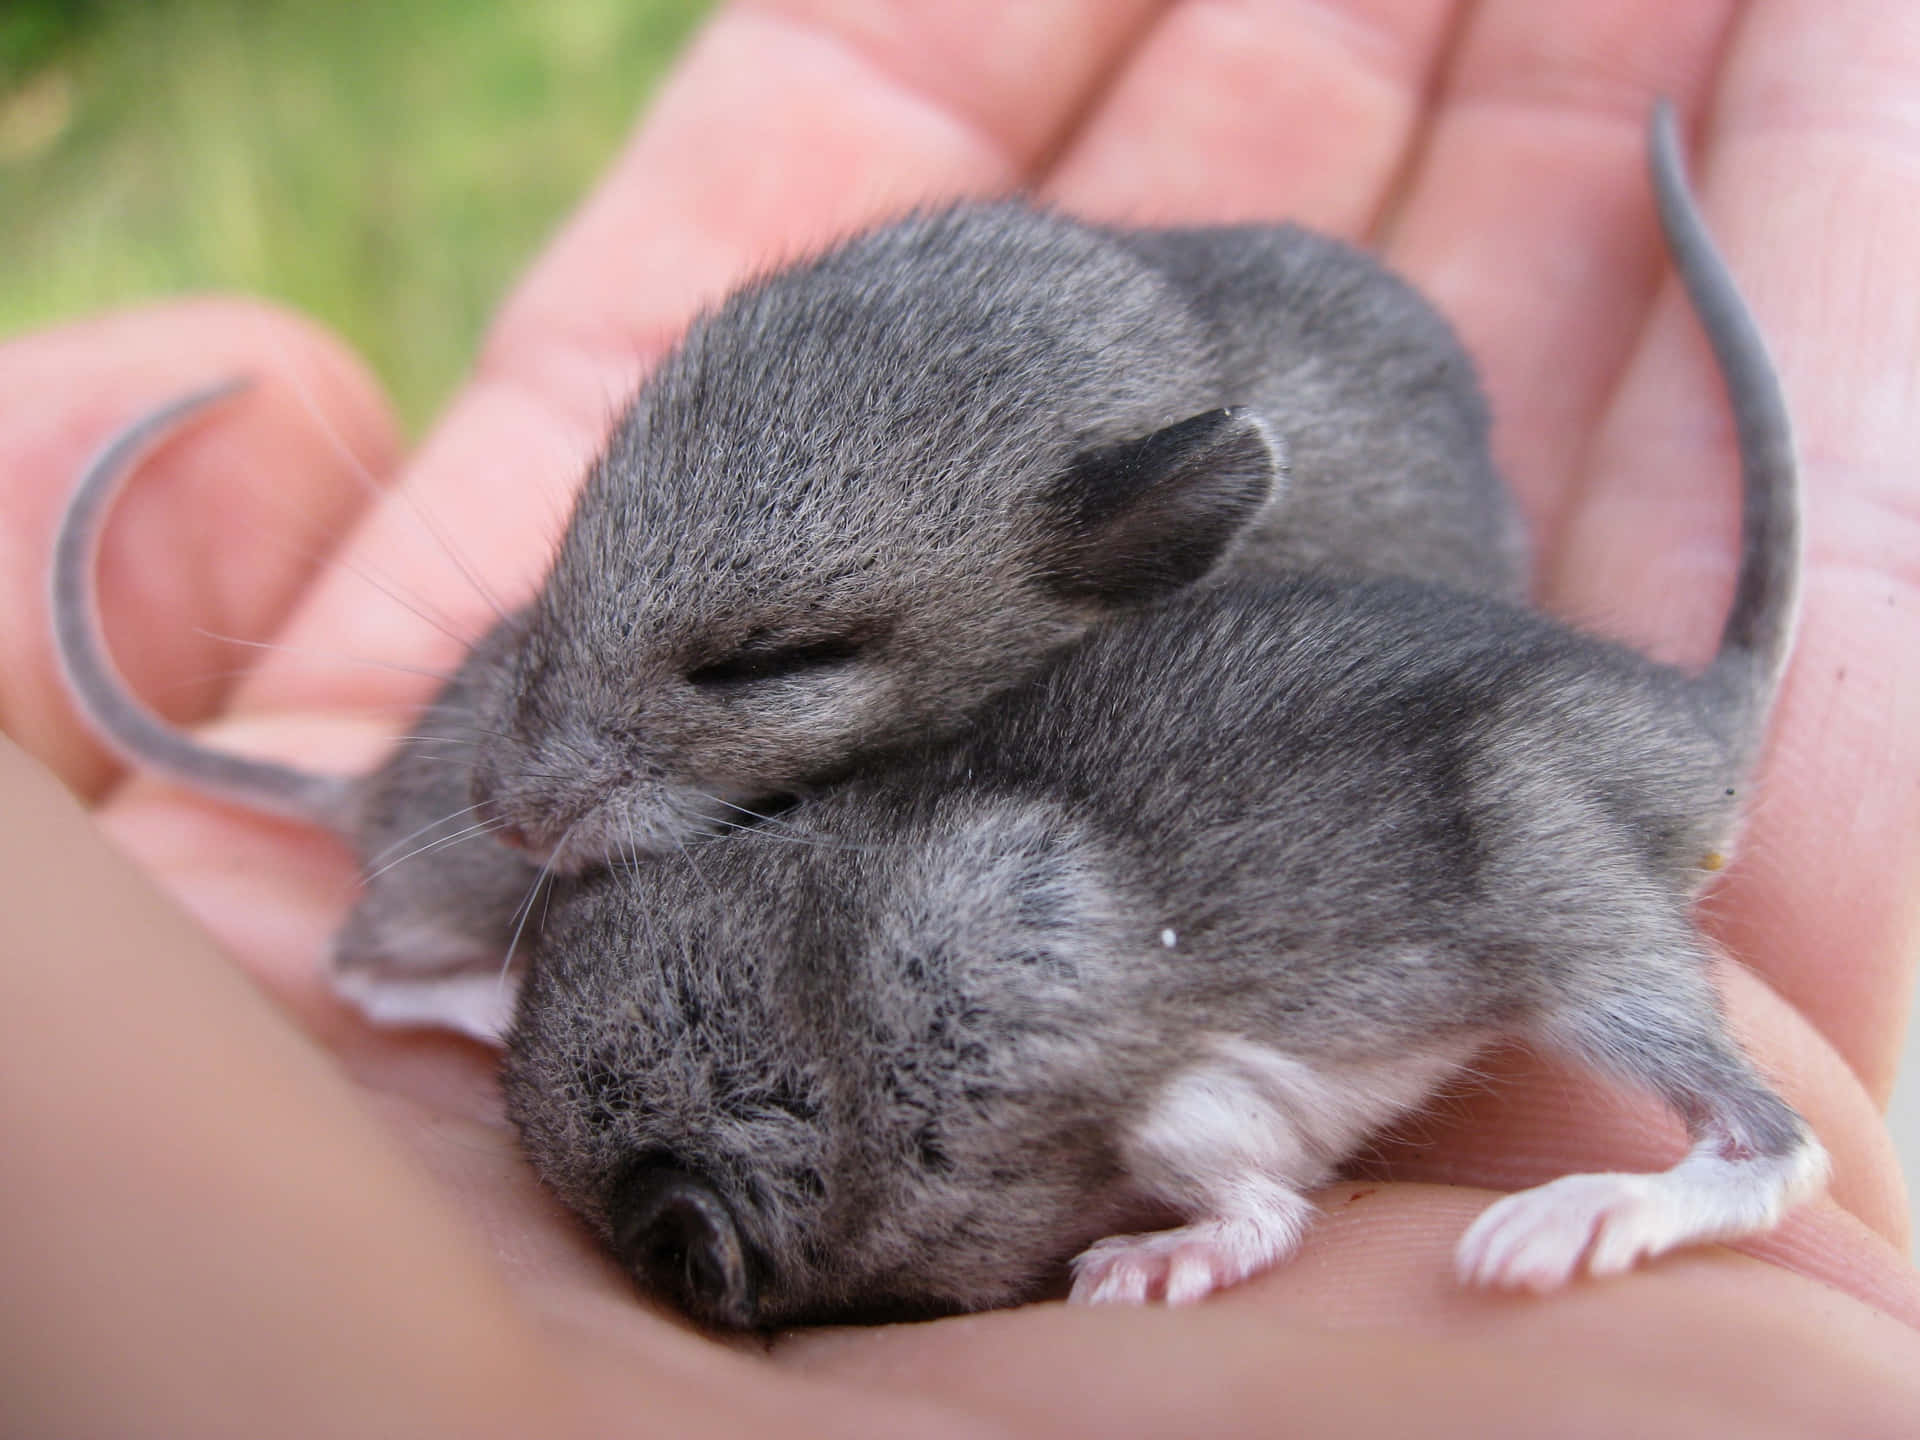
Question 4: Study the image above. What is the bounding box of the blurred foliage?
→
[0,0,712,428]
[1,0,105,90]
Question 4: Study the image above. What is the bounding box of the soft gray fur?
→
[504,585,1803,1324]
[52,206,1519,983]
[470,203,1523,868]
[328,620,551,980]
[500,104,1819,1327]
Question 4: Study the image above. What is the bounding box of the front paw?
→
[1070,1211,1306,1307]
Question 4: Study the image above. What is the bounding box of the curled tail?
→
[50,381,353,827]
[1650,99,1803,761]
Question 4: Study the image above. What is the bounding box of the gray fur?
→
[500,103,1814,1326]
[469,202,1522,867]
[52,205,1520,980]
[504,585,1804,1325]
[329,619,551,979]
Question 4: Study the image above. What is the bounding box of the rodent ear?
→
[1038,407,1283,606]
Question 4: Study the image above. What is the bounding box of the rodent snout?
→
[608,1159,759,1329]
[468,758,595,865]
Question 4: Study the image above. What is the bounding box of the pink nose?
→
[496,823,533,851]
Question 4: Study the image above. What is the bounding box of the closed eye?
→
[687,636,865,690]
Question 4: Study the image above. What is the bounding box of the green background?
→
[1,0,712,429]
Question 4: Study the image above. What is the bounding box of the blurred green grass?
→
[0,0,712,429]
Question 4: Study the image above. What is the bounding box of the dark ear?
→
[1037,407,1284,606]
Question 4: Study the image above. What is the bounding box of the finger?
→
[0,299,396,801]
[1041,0,1461,234]
[1222,1185,1920,1333]
[500,0,1171,358]
[0,737,556,1436]
[497,0,1169,354]
[251,0,1166,707]
[1383,0,1741,559]
[776,1220,1920,1437]
[1549,0,1920,1098]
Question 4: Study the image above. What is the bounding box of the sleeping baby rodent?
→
[500,103,1825,1327]
[53,179,1522,1017]
[468,200,1523,873]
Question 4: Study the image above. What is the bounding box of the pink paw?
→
[1070,1216,1298,1306]
[1455,1173,1677,1292]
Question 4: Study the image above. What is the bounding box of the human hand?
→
[3,2,1918,1435]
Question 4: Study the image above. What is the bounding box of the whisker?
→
[627,815,662,957]
[261,317,516,632]
[707,796,796,824]
[696,790,876,853]
[188,628,461,683]
[391,721,526,747]
[716,826,837,849]
[359,800,492,869]
[495,815,583,1005]
[345,561,490,653]
[537,862,558,934]
[361,817,512,884]
[497,868,549,984]
[673,834,717,899]
[225,501,484,654]
[376,749,482,769]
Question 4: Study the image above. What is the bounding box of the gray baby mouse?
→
[52,183,1523,1023]
[466,192,1525,872]
[501,102,1824,1328]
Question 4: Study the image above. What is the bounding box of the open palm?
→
[4,2,1918,1434]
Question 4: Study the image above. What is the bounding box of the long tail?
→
[1650,99,1802,762]
[50,381,353,827]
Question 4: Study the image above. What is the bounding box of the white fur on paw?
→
[1457,1175,1641,1291]
[1456,1138,1826,1293]
[1070,1216,1297,1307]
[1456,1172,1712,1292]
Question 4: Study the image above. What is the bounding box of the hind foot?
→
[1456,1139,1829,1292]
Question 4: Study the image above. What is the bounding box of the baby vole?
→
[501,102,1824,1327]
[468,202,1522,870]
[54,194,1520,1016]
